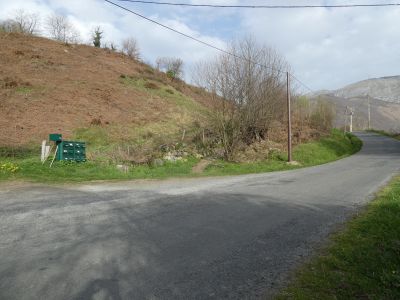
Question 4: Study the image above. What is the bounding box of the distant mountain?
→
[322,94,400,132]
[334,76,400,103]
[310,76,400,132]
[314,76,400,104]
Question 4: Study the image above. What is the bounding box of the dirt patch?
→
[0,32,214,146]
[192,159,212,174]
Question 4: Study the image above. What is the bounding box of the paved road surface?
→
[0,132,399,299]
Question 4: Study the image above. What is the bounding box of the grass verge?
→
[367,129,400,141]
[0,158,199,183]
[204,129,362,176]
[0,130,362,183]
[276,175,400,300]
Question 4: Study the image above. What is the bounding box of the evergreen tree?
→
[92,27,103,48]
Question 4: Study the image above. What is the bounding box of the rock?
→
[116,164,129,173]
[152,158,164,167]
[287,160,301,166]
[194,153,204,159]
[163,152,183,162]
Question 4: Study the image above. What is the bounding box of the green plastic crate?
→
[56,141,86,162]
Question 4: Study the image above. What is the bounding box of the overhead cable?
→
[105,0,286,75]
[105,0,317,93]
[116,0,400,9]
[290,74,315,94]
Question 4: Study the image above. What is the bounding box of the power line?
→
[105,0,317,94]
[105,0,285,74]
[107,0,316,161]
[116,0,400,9]
[290,74,315,94]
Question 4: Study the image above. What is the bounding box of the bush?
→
[122,37,140,60]
[144,82,159,89]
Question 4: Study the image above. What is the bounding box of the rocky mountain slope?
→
[311,76,400,132]
[334,76,400,103]
[322,95,400,132]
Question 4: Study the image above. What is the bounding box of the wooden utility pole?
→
[287,72,292,162]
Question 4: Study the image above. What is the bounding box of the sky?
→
[0,0,400,91]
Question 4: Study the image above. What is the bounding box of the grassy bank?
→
[367,129,400,140]
[0,130,361,183]
[204,129,362,176]
[0,158,199,183]
[277,175,400,300]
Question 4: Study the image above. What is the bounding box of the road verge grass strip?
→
[367,129,400,141]
[204,130,362,176]
[276,175,400,300]
[0,130,362,183]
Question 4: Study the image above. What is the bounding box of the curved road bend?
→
[0,132,399,299]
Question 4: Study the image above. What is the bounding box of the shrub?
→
[144,82,159,89]
[122,37,140,60]
[90,118,102,126]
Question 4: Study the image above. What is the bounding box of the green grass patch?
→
[15,86,33,94]
[277,175,400,300]
[0,157,199,183]
[204,129,362,176]
[73,121,191,150]
[292,129,362,166]
[121,76,206,113]
[0,146,38,159]
[0,130,361,183]
[74,126,110,147]
[203,159,295,176]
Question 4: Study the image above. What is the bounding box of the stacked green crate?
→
[56,141,86,162]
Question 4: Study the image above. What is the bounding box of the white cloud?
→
[1,0,400,90]
[241,4,400,89]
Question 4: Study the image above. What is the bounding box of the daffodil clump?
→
[0,162,20,173]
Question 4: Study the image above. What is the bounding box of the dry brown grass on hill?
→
[0,32,212,146]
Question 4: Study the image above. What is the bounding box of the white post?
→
[42,145,53,164]
[350,109,353,133]
[45,146,51,159]
[41,140,46,162]
[368,97,371,130]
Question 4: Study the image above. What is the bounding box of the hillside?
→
[312,75,400,103]
[0,32,211,148]
[322,95,400,132]
[334,76,400,103]
[310,76,400,132]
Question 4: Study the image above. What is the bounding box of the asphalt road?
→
[0,132,399,300]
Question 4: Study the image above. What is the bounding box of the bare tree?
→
[121,37,140,60]
[0,19,19,33]
[45,14,80,44]
[156,57,184,80]
[103,42,118,52]
[310,98,335,131]
[12,9,40,35]
[0,10,40,34]
[194,37,289,160]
